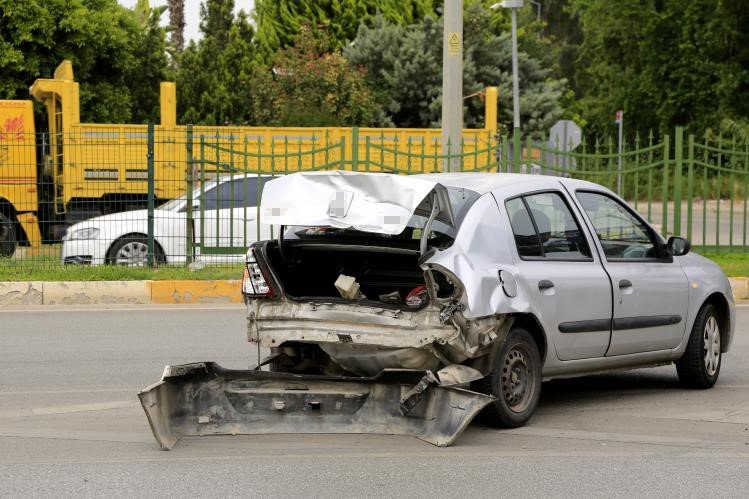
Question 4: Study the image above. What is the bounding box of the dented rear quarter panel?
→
[423,193,530,318]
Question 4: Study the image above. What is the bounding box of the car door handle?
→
[619,279,633,289]
[538,280,554,290]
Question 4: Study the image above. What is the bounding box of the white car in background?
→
[61,175,273,265]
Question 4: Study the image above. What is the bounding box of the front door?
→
[503,191,612,361]
[574,191,689,356]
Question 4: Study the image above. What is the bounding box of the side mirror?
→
[667,236,691,256]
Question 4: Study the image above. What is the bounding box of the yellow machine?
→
[0,60,498,253]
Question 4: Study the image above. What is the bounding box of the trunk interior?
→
[263,241,429,308]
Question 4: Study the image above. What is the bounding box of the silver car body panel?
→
[139,363,494,450]
[251,172,735,379]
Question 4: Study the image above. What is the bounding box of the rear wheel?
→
[676,303,721,388]
[0,213,17,257]
[106,235,165,266]
[475,327,542,428]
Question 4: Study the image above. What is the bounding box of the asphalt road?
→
[1,305,748,498]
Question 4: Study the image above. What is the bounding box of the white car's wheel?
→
[107,235,165,266]
[676,303,722,388]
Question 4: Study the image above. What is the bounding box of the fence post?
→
[351,127,359,171]
[661,134,670,237]
[146,122,155,267]
[513,127,521,172]
[686,133,695,242]
[340,136,347,169]
[673,127,684,236]
[185,124,194,265]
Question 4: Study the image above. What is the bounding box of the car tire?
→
[475,327,542,428]
[106,235,165,266]
[676,303,721,389]
[0,213,17,258]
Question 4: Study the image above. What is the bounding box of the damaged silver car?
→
[140,171,735,449]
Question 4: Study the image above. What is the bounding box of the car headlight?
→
[65,227,100,240]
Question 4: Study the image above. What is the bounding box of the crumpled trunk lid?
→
[260,170,454,235]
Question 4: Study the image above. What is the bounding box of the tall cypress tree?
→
[176,0,258,125]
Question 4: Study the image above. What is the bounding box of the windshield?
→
[159,195,187,212]
[285,187,480,245]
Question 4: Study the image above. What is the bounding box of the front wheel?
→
[475,327,542,428]
[106,235,165,266]
[676,303,722,388]
[0,213,17,257]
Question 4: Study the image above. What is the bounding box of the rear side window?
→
[505,192,592,260]
[202,178,267,210]
[506,198,543,257]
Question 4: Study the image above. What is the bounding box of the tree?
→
[570,0,749,136]
[345,3,567,135]
[167,0,186,69]
[0,0,169,123]
[176,0,258,125]
[129,3,170,123]
[253,0,436,60]
[248,27,385,127]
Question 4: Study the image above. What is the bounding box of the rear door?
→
[573,190,689,356]
[503,190,612,360]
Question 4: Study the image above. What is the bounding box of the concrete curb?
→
[0,278,746,306]
[0,280,242,306]
[728,277,749,301]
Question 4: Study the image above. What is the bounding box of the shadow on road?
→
[537,369,684,408]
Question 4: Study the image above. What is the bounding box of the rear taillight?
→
[242,248,273,296]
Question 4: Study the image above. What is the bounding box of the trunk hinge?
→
[420,193,441,256]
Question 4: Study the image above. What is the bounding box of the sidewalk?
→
[0,280,242,305]
[1,278,747,306]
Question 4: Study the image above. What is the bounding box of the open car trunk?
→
[263,239,433,309]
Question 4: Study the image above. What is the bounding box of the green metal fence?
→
[0,125,747,270]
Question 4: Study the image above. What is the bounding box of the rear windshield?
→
[284,187,480,246]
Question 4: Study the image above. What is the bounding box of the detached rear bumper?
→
[138,362,494,450]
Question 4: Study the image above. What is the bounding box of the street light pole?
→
[528,0,541,22]
[491,0,523,171]
[441,0,463,172]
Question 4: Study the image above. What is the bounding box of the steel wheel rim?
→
[115,241,148,266]
[501,345,534,412]
[703,315,721,377]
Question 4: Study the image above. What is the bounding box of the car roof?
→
[414,172,608,196]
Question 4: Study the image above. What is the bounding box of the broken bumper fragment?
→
[138,362,494,450]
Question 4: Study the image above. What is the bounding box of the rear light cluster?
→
[242,248,273,296]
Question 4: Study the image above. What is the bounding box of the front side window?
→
[576,191,657,259]
[506,192,592,260]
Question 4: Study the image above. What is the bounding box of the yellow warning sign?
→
[448,32,461,55]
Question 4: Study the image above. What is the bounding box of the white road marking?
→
[502,426,746,449]
[0,305,243,313]
[0,400,139,418]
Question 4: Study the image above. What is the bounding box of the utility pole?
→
[441,0,463,172]
[492,1,523,171]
